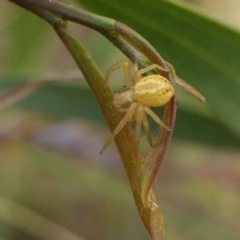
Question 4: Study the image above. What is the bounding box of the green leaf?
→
[76,0,240,142]
[2,6,54,73]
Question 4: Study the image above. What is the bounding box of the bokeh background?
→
[0,0,240,239]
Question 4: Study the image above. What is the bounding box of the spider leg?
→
[143,106,172,131]
[135,106,143,154]
[142,111,153,147]
[100,102,137,154]
[105,60,133,88]
[175,77,206,102]
[136,64,170,80]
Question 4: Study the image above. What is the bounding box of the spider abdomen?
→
[134,75,175,107]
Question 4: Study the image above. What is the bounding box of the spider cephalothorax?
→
[100,61,175,154]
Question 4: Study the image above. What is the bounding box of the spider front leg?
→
[105,60,133,88]
[100,102,137,154]
[174,77,206,102]
[135,63,170,82]
[165,61,206,102]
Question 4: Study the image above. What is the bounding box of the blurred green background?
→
[0,0,240,239]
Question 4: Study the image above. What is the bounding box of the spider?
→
[100,60,175,154]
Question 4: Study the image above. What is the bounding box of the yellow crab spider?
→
[100,60,175,154]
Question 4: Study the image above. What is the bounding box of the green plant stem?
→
[53,20,164,239]
[8,0,115,34]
